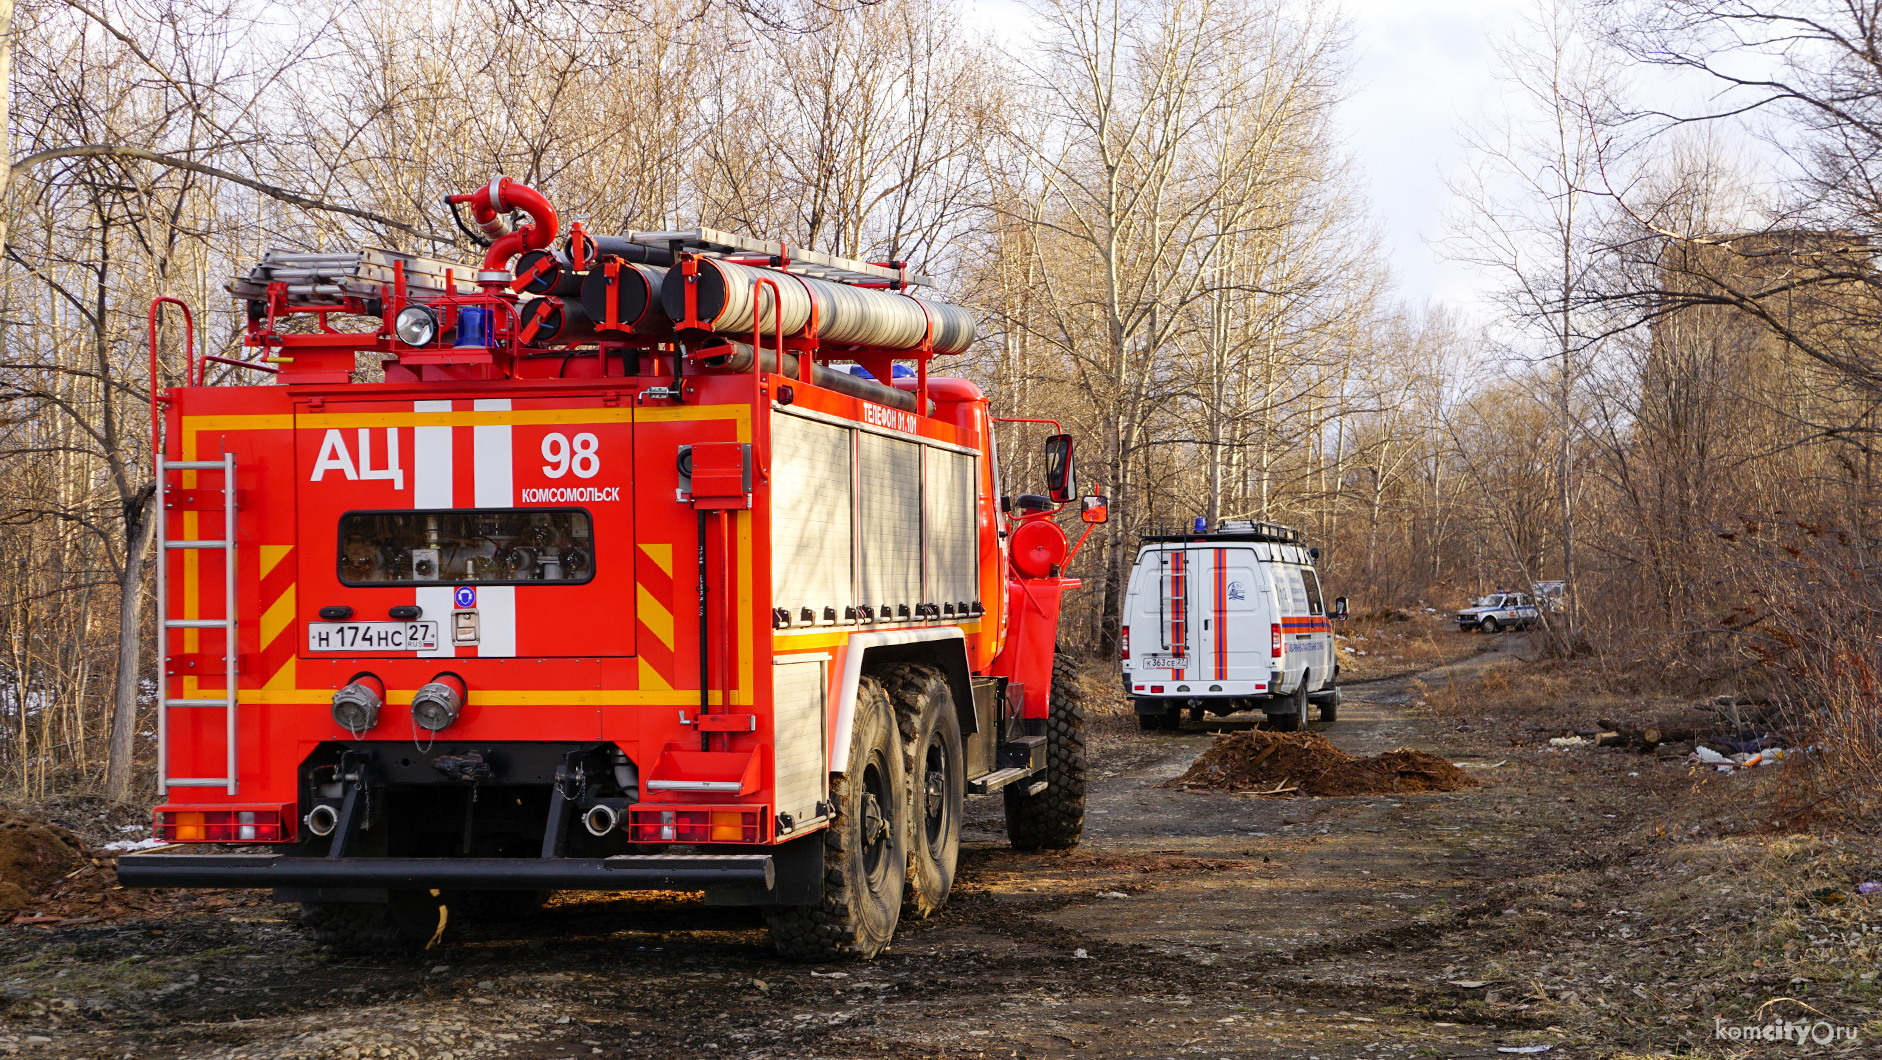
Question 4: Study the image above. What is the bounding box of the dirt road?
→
[3,637,1867,1059]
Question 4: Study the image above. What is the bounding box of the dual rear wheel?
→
[767,656,1088,958]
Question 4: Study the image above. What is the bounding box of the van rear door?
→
[1192,547,1270,690]
[1126,545,1196,680]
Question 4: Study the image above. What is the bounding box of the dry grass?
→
[1334,612,1488,681]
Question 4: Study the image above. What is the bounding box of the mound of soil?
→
[1165,730,1479,796]
[0,806,91,913]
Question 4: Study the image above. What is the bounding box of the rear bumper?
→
[115,852,774,891]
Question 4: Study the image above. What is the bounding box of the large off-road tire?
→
[300,890,449,953]
[879,665,963,918]
[1136,711,1166,732]
[1003,653,1087,851]
[766,678,908,959]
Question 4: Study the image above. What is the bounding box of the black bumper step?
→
[115,852,774,891]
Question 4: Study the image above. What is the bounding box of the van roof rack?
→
[1138,520,1304,545]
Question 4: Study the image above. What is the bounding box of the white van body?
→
[1120,521,1337,730]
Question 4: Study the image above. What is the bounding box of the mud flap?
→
[703,830,825,907]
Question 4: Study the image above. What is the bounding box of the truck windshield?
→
[338,508,595,585]
[1474,595,1503,608]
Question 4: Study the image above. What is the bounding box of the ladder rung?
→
[167,778,233,787]
[165,698,234,708]
[165,619,234,629]
[162,460,231,470]
[166,541,230,549]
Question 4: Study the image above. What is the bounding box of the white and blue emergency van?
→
[1120,520,1338,732]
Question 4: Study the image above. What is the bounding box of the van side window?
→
[1302,568,1324,616]
[1283,568,1309,613]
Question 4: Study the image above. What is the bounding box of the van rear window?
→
[338,508,594,585]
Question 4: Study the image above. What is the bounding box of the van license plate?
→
[307,621,440,652]
[1141,655,1186,670]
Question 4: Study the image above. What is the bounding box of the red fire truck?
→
[120,178,1104,957]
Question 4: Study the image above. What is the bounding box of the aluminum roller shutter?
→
[923,449,978,607]
[770,413,854,622]
[858,432,922,613]
[771,656,828,832]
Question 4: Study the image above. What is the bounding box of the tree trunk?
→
[106,487,156,802]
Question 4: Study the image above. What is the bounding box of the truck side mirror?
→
[1044,434,1074,503]
[1080,495,1108,524]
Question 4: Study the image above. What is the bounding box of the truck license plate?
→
[307,621,440,652]
[1141,655,1186,670]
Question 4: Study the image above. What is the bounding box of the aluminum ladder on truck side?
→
[155,453,239,795]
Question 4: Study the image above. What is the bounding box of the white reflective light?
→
[394,304,439,346]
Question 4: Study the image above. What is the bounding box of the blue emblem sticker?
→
[454,585,476,609]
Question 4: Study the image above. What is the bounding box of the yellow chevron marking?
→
[637,585,673,648]
[638,658,672,690]
[258,584,295,648]
[639,542,673,578]
[258,545,292,580]
[264,657,296,690]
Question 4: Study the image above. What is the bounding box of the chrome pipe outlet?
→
[304,804,339,837]
[583,804,620,837]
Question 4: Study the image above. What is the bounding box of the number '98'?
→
[541,432,600,479]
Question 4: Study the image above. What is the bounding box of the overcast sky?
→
[969,0,1526,319]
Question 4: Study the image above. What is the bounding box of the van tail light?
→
[1271,623,1282,656]
[1120,626,1130,660]
[155,807,286,843]
[628,805,768,844]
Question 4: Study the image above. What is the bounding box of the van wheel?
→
[1269,676,1309,732]
[1480,616,1500,634]
[1004,654,1087,850]
[766,678,907,959]
[1314,693,1339,724]
[880,665,962,918]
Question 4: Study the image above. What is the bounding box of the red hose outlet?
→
[448,177,558,273]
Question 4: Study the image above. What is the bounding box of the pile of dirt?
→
[0,806,92,914]
[1165,730,1479,796]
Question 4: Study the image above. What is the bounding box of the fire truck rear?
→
[120,178,1104,957]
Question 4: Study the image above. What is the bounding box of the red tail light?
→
[1120,626,1130,660]
[628,805,767,844]
[1271,623,1282,656]
[155,808,285,843]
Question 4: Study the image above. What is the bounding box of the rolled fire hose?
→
[518,296,598,345]
[579,261,671,336]
[662,257,974,354]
